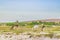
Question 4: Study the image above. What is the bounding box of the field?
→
[0,25,60,36]
[0,22,60,40]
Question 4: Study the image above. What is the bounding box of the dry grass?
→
[0,25,60,35]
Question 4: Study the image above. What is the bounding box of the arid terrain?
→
[0,19,60,40]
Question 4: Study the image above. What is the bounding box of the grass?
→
[0,25,60,37]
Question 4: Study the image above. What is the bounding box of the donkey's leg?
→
[10,25,14,30]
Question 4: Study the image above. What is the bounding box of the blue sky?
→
[0,0,60,22]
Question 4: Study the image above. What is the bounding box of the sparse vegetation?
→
[0,21,60,39]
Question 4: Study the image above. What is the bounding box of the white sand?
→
[0,34,60,40]
[0,32,60,40]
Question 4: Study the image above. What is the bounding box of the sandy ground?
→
[0,33,60,40]
[0,31,60,40]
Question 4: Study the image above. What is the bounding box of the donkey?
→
[41,24,45,31]
[10,21,19,30]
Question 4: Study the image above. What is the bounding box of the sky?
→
[0,0,60,22]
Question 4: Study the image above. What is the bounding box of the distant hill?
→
[1,19,60,26]
[26,19,60,22]
[40,19,60,22]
